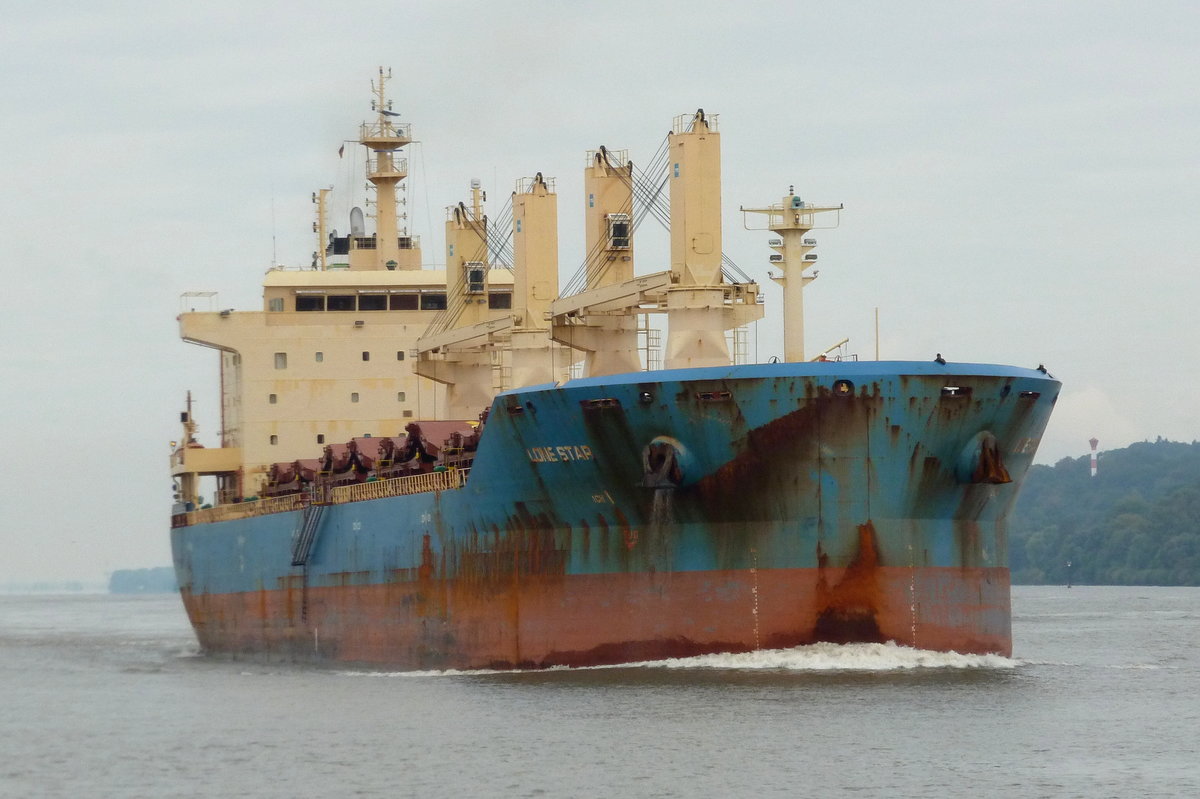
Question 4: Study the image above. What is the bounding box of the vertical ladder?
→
[291,504,326,566]
[727,325,749,365]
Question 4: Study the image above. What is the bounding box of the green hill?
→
[1010,439,1200,585]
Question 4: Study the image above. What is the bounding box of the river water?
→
[1,586,1196,798]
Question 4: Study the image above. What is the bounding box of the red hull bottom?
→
[180,566,1011,670]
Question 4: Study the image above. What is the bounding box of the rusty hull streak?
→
[813,521,886,644]
[687,379,878,524]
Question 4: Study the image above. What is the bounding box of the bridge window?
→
[328,295,356,311]
[296,296,324,312]
[489,292,512,309]
[421,292,447,310]
[358,294,387,311]
[390,294,419,310]
[268,297,284,312]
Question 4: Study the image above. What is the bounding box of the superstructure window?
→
[420,293,447,310]
[268,394,277,404]
[351,392,360,403]
[362,351,370,362]
[358,295,387,311]
[402,410,413,418]
[465,262,486,294]
[606,213,631,249]
[315,352,324,363]
[268,297,284,312]
[396,351,405,361]
[390,294,419,310]
[274,353,287,370]
[489,292,512,309]
[397,392,406,402]
[270,435,278,445]
[296,296,324,312]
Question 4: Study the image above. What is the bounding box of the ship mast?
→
[359,66,414,270]
[172,391,201,509]
[742,190,841,362]
[312,188,330,270]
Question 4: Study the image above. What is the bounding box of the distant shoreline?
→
[108,567,177,594]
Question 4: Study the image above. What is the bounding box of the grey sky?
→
[2,1,1197,584]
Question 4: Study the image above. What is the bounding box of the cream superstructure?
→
[171,70,514,504]
[173,73,793,508]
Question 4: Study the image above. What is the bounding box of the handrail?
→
[173,468,470,528]
[330,468,468,504]
[180,494,306,526]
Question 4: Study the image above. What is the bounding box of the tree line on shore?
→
[108,567,177,594]
[1010,439,1200,585]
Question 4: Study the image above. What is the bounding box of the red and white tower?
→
[1089,437,1099,477]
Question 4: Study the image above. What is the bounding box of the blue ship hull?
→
[172,361,1058,668]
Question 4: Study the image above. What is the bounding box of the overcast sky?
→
[2,1,1197,585]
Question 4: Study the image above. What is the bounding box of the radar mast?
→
[358,66,415,270]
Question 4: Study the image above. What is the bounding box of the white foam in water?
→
[338,642,1018,677]
[626,641,1018,671]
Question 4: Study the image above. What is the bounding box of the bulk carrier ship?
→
[169,69,1058,669]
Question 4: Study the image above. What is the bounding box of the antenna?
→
[875,307,880,360]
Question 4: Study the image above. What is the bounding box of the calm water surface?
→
[1,586,1196,798]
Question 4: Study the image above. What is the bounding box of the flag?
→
[338,144,344,158]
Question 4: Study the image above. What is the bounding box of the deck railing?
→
[180,494,307,526]
[330,468,468,504]
[173,468,469,528]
